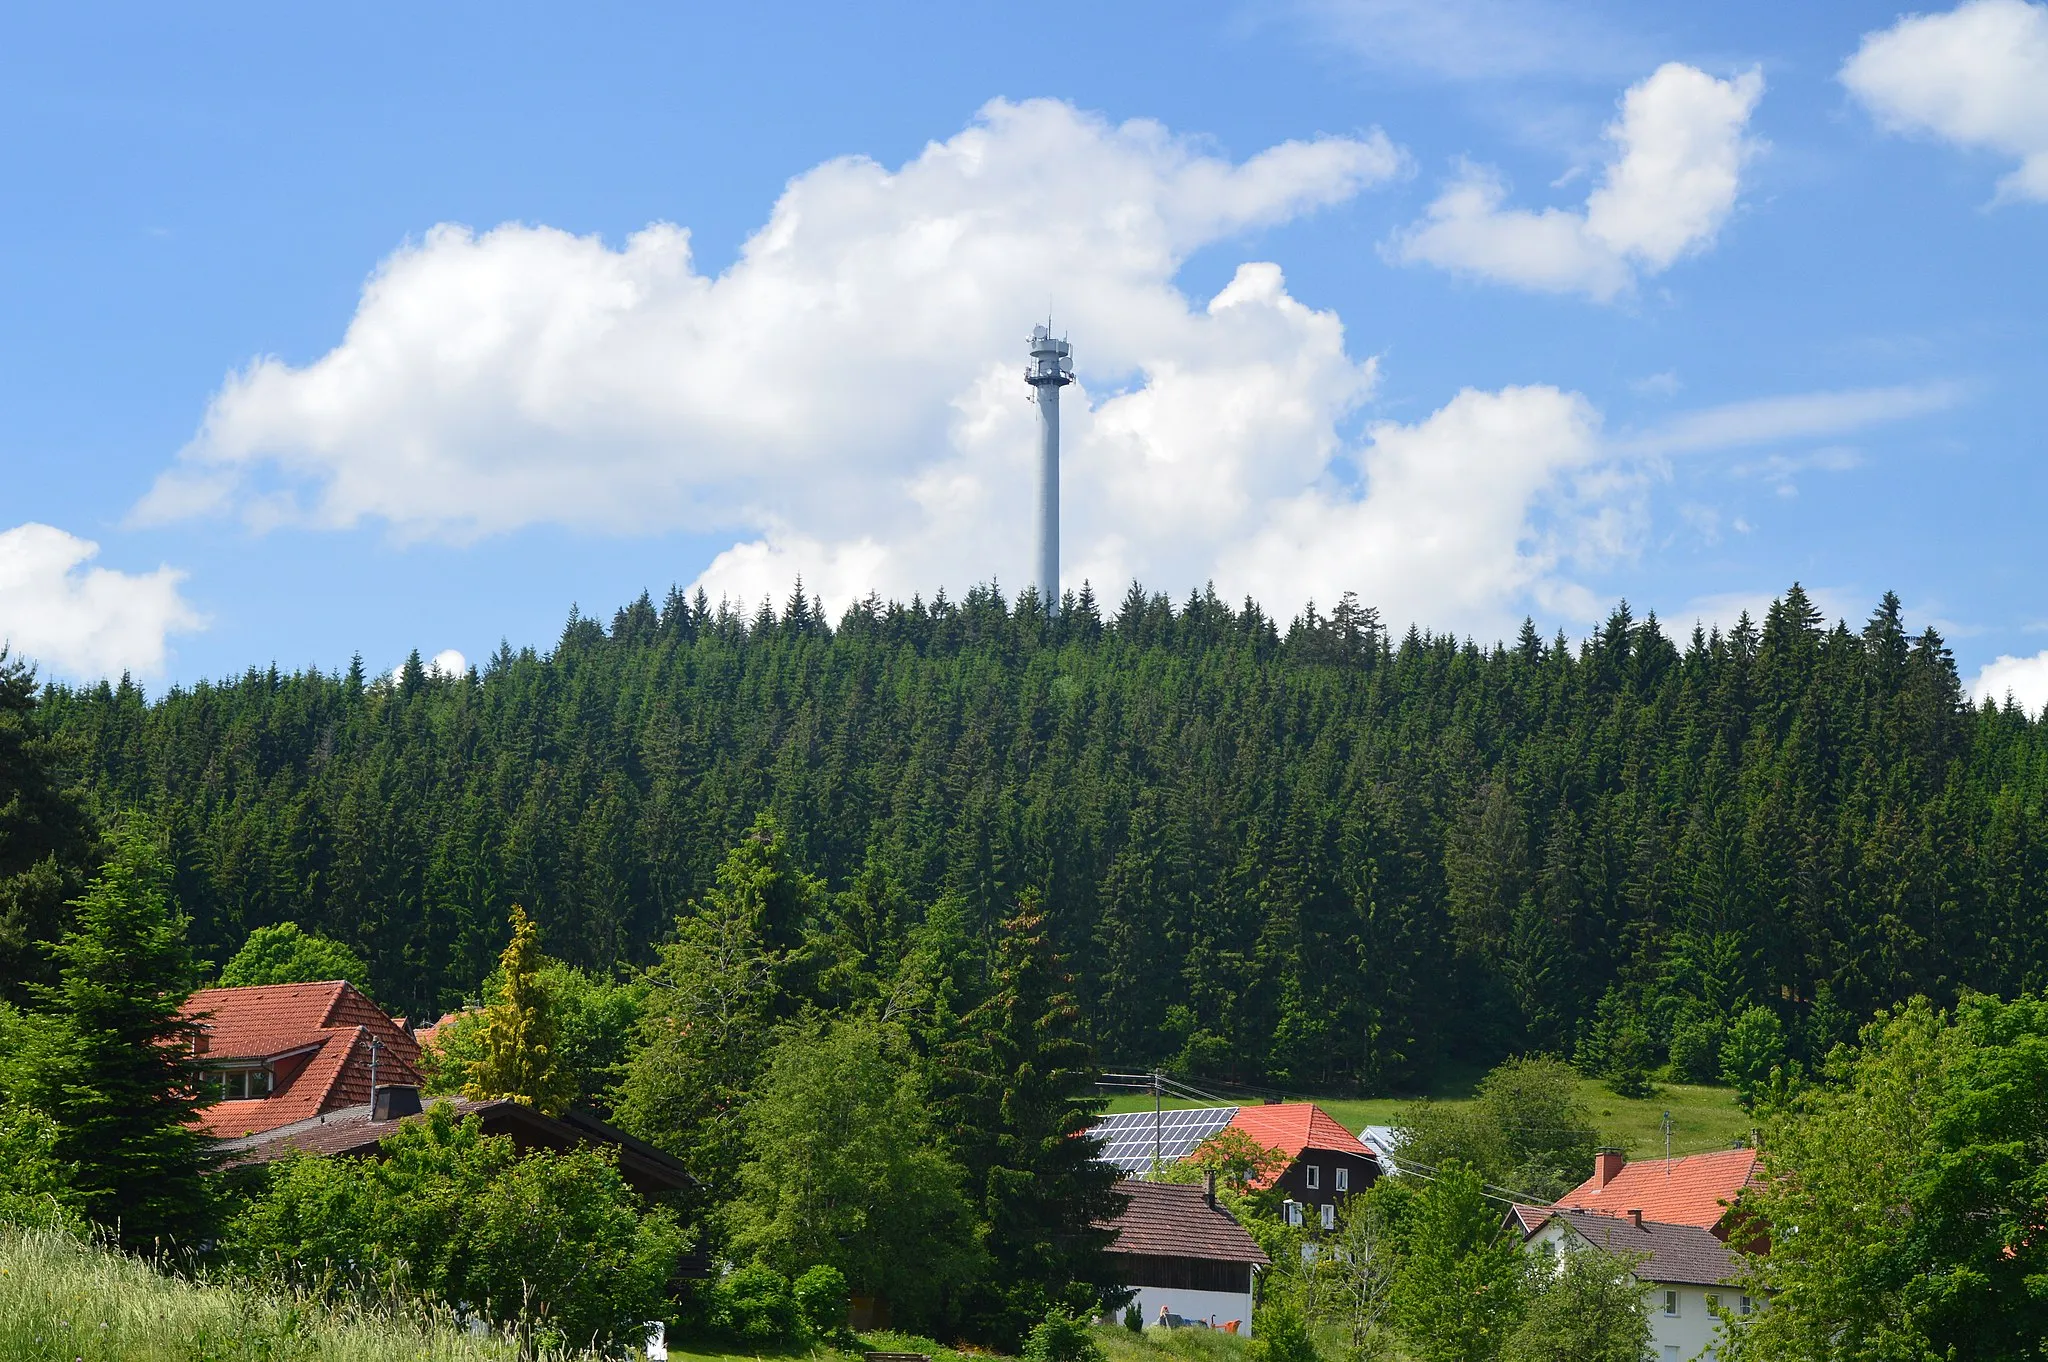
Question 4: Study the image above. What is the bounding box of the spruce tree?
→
[0,648,99,1002]
[939,894,1120,1348]
[464,905,575,1115]
[32,822,212,1248]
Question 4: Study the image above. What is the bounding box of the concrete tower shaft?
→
[1025,325,1073,615]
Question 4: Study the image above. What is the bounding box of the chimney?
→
[1205,1171,1218,1209]
[1594,1148,1626,1189]
[1629,1209,1644,1230]
[372,1085,423,1122]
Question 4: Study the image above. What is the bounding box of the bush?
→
[1667,1012,1725,1084]
[708,1262,806,1350]
[225,1102,685,1352]
[794,1263,850,1339]
[1124,1303,1144,1332]
[1022,1308,1105,1362]
[1250,1302,1319,1362]
[1721,1005,1789,1108]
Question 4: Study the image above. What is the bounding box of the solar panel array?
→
[1088,1106,1240,1175]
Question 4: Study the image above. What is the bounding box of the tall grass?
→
[0,1224,603,1361]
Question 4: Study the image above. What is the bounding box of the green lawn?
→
[1101,1073,1752,1160]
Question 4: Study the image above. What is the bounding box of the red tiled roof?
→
[1553,1148,1758,1231]
[181,982,422,1138]
[1100,1181,1271,1265]
[1226,1103,1377,1189]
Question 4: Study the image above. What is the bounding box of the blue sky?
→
[3,1,2045,707]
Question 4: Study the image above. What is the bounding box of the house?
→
[1518,1208,1756,1362]
[1100,1179,1270,1335]
[1554,1147,1760,1240]
[1510,1148,1768,1361]
[182,980,424,1138]
[1088,1102,1384,1230]
[184,981,695,1204]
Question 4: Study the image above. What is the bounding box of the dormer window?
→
[205,1067,272,1100]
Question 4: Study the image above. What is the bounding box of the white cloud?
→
[1393,63,1764,300]
[136,95,1925,643]
[1843,0,2048,203]
[390,648,467,683]
[1972,650,2048,715]
[0,523,202,679]
[1615,382,1964,457]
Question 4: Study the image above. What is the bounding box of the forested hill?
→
[34,581,2048,1094]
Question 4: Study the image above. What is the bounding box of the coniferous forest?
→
[21,579,2048,1094]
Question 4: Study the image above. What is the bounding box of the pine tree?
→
[464,905,575,1115]
[939,893,1121,1348]
[32,822,212,1248]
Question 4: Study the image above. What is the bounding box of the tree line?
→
[14,578,2048,1092]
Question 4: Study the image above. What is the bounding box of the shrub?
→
[708,1262,805,1350]
[1251,1302,1319,1362]
[794,1263,850,1339]
[1021,1308,1105,1362]
[1667,1012,1725,1084]
[1721,1005,1789,1108]
[1124,1303,1144,1332]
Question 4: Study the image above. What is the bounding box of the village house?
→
[1099,1178,1270,1335]
[1511,1148,1764,1362]
[182,980,693,1200]
[183,980,424,1137]
[1089,1101,1384,1231]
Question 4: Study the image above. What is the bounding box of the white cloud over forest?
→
[134,96,1937,643]
[1843,0,2048,204]
[1973,650,2048,716]
[0,523,202,679]
[1393,63,1764,301]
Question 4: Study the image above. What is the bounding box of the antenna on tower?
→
[1024,323,1073,616]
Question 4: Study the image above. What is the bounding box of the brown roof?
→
[182,982,422,1137]
[1554,1148,1758,1232]
[1226,1103,1380,1190]
[1533,1208,1743,1287]
[217,1096,696,1197]
[1101,1181,1271,1265]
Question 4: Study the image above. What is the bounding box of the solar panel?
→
[1087,1106,1239,1174]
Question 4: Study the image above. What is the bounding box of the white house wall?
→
[1123,1285,1254,1338]
[1527,1222,1738,1361]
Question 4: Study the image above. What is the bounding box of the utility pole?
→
[1663,1110,1673,1168]
[1152,1070,1163,1178]
[369,1034,383,1116]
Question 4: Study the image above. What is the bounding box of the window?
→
[1304,1165,1320,1190]
[1739,1296,1753,1316]
[1663,1290,1679,1317]
[1319,1202,1336,1230]
[1284,1201,1303,1228]
[207,1068,271,1100]
[1334,1167,1350,1193]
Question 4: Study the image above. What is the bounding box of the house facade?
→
[1100,1180,1270,1335]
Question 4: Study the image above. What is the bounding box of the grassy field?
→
[1102,1072,1752,1160]
[0,1225,549,1362]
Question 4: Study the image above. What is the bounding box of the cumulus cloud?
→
[390,648,467,682]
[0,523,202,678]
[1394,63,1764,300]
[1843,0,2048,203]
[134,95,1833,639]
[1973,650,2048,715]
